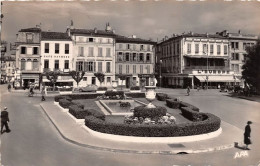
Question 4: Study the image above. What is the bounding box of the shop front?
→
[21,73,40,89]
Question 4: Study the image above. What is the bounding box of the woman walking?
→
[244,121,252,150]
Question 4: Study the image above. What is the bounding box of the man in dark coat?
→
[1,107,11,134]
[244,121,252,150]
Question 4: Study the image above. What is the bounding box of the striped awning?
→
[195,75,240,82]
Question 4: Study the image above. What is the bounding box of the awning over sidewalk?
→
[42,79,74,82]
[195,75,241,82]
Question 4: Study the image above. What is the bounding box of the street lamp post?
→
[159,59,162,88]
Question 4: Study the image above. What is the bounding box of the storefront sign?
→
[193,70,234,75]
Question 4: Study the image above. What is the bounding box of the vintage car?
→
[75,85,98,92]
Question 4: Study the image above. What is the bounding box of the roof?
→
[19,27,41,33]
[70,28,116,37]
[115,35,156,45]
[41,31,72,41]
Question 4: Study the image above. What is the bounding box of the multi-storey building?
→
[67,23,116,87]
[15,27,41,88]
[217,30,258,86]
[40,31,74,87]
[115,35,156,88]
[156,32,236,88]
[4,56,16,82]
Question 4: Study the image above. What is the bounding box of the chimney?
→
[70,20,74,29]
[190,31,194,35]
[112,30,115,34]
[206,32,209,37]
[238,30,241,34]
[132,35,136,38]
[105,22,112,32]
[94,28,97,33]
[165,36,168,40]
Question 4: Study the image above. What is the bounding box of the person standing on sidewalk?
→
[187,86,190,96]
[8,84,11,92]
[1,107,11,134]
[244,121,252,150]
[41,87,46,101]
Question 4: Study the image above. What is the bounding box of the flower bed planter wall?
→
[84,113,221,137]
[156,93,170,101]
[180,107,203,121]
[166,99,180,109]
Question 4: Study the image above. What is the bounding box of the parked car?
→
[220,86,228,92]
[76,85,98,92]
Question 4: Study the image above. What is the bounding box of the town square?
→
[1,1,260,166]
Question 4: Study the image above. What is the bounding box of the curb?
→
[40,104,236,155]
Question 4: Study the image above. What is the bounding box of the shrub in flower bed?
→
[69,105,88,119]
[156,93,169,101]
[54,95,72,102]
[71,101,84,109]
[125,92,145,98]
[55,94,102,101]
[84,108,105,121]
[59,99,72,108]
[133,106,167,119]
[104,91,125,99]
[180,107,203,121]
[97,87,108,91]
[130,86,140,90]
[84,113,221,137]
[124,115,176,125]
[166,99,180,109]
[179,102,199,112]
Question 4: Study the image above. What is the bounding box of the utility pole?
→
[0,2,4,82]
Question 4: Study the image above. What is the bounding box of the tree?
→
[94,72,105,86]
[118,74,127,90]
[242,40,260,93]
[69,70,85,88]
[45,71,60,91]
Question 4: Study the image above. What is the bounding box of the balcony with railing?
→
[184,66,230,70]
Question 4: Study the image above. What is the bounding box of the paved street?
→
[1,85,260,166]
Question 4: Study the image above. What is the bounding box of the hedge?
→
[71,101,85,109]
[179,101,200,112]
[133,106,167,119]
[84,108,105,121]
[54,95,72,102]
[97,87,108,91]
[84,113,221,137]
[126,92,145,98]
[156,93,169,101]
[55,94,102,101]
[180,107,203,121]
[69,105,89,119]
[166,99,180,109]
[130,86,140,90]
[59,99,72,109]
[104,91,124,99]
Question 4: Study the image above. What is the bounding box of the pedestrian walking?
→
[41,88,46,101]
[8,84,11,92]
[197,85,200,92]
[244,121,252,150]
[1,107,11,134]
[187,86,190,96]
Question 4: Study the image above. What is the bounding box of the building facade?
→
[40,31,74,87]
[156,32,237,88]
[15,27,41,89]
[115,35,156,88]
[67,24,116,87]
[217,30,258,86]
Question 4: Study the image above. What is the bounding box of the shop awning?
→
[42,79,74,82]
[195,76,241,82]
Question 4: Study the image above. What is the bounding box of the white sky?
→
[1,1,260,43]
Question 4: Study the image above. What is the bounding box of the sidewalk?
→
[40,101,244,155]
[228,93,260,103]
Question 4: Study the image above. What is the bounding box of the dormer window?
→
[89,38,94,42]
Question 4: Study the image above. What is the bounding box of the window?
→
[54,60,59,70]
[133,44,136,50]
[89,38,94,42]
[146,54,150,62]
[98,62,102,72]
[79,47,84,56]
[217,45,221,55]
[224,45,228,55]
[127,44,130,50]
[231,42,235,49]
[187,43,191,54]
[133,53,137,61]
[147,45,151,51]
[45,43,49,53]
[119,65,122,74]
[195,44,199,54]
[76,61,83,71]
[140,65,143,74]
[235,42,239,49]
[126,65,129,74]
[203,44,208,53]
[133,65,136,74]
[118,52,123,62]
[65,44,69,54]
[85,62,96,72]
[210,44,214,54]
[55,43,59,54]
[107,77,111,84]
[125,53,130,61]
[106,62,111,73]
[232,53,239,60]
[139,53,144,62]
[33,47,38,55]
[33,59,38,70]
[21,59,26,70]
[140,45,144,51]
[83,77,87,81]
[64,60,69,69]
[147,65,150,74]
[106,48,111,57]
[21,47,26,54]
[98,48,103,57]
[177,44,179,54]
[44,60,49,69]
[88,47,94,57]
